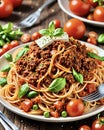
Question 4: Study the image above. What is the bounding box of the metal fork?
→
[0,111,19,130]
[81,84,104,102]
[17,0,56,28]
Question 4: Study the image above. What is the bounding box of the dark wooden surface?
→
[0,0,104,130]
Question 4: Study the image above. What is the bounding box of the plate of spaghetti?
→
[0,37,104,122]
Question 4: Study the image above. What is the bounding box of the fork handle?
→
[38,0,56,12]
[0,111,19,130]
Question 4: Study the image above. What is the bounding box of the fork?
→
[81,83,104,102]
[17,0,56,28]
[0,111,19,130]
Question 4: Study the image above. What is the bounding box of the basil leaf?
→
[98,33,104,44]
[88,52,104,61]
[72,68,83,84]
[48,21,55,32]
[4,53,13,62]
[0,77,7,87]
[48,78,66,92]
[1,65,11,72]
[18,83,29,98]
[39,29,50,36]
[53,28,64,36]
[14,46,29,62]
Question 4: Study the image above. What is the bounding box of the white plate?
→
[58,0,104,27]
[0,41,104,122]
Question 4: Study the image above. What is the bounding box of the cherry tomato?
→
[87,0,98,7]
[20,99,33,112]
[87,37,97,45]
[92,117,104,130]
[3,43,12,52]
[31,32,41,41]
[10,0,23,8]
[87,13,94,21]
[10,40,19,48]
[21,33,31,43]
[69,0,91,16]
[64,18,86,39]
[79,125,91,130]
[52,19,61,28]
[66,99,84,117]
[88,31,98,39]
[54,101,63,111]
[93,6,104,22]
[0,48,6,56]
[0,0,13,18]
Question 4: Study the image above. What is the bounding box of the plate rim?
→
[0,41,104,122]
[58,0,104,27]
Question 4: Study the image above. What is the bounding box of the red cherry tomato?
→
[66,99,84,117]
[79,125,91,130]
[93,6,104,22]
[10,0,23,8]
[21,33,31,43]
[64,18,86,39]
[87,37,97,45]
[52,19,61,28]
[3,43,12,52]
[0,48,6,56]
[87,13,94,21]
[0,0,13,18]
[69,0,91,16]
[92,117,104,130]
[31,32,41,41]
[87,0,98,7]
[10,40,19,48]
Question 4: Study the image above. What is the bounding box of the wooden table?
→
[0,0,104,130]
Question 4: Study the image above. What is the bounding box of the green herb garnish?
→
[88,52,104,61]
[48,78,66,92]
[72,68,83,84]
[0,77,7,87]
[39,21,64,37]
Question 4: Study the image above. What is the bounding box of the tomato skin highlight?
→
[69,0,91,16]
[31,32,41,41]
[64,18,86,39]
[93,6,104,22]
[79,125,91,130]
[52,19,61,28]
[66,99,84,117]
[92,117,104,130]
[0,0,13,18]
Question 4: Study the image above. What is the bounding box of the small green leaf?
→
[88,52,104,61]
[98,33,104,44]
[1,65,11,72]
[53,28,64,36]
[39,29,50,36]
[0,77,7,87]
[48,21,55,32]
[4,53,13,62]
[72,68,83,84]
[18,83,29,98]
[48,78,66,92]
[0,39,5,47]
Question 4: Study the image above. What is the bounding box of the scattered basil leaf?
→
[0,77,7,87]
[39,29,50,36]
[14,46,29,62]
[88,52,104,61]
[48,21,55,32]
[72,68,83,84]
[0,39,5,47]
[1,65,11,72]
[98,33,104,44]
[93,0,104,5]
[39,21,64,37]
[18,83,29,98]
[4,53,13,62]
[53,28,64,36]
[48,78,66,92]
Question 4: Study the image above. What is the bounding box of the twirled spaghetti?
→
[0,37,104,117]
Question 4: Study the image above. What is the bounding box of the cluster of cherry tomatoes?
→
[69,0,104,22]
[0,0,23,18]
